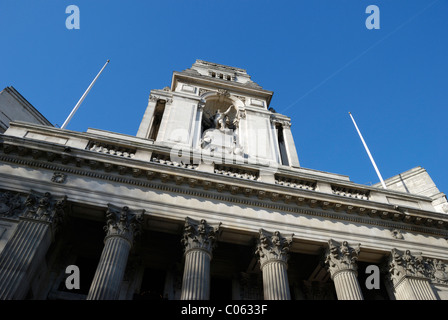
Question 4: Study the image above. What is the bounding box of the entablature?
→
[1,122,448,241]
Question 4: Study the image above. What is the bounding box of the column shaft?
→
[86,204,143,300]
[87,237,131,300]
[394,277,437,300]
[332,270,364,300]
[261,261,290,300]
[0,220,50,299]
[180,249,211,300]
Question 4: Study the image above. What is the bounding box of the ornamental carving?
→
[149,94,172,104]
[23,190,67,228]
[51,172,67,184]
[255,229,294,268]
[387,248,448,286]
[217,89,230,98]
[104,204,144,245]
[270,116,291,128]
[324,239,360,277]
[181,217,221,255]
[431,259,448,284]
[0,191,25,218]
[391,229,404,240]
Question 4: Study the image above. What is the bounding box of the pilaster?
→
[87,204,144,300]
[324,239,363,300]
[180,217,221,300]
[255,229,294,300]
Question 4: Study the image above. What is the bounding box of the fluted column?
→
[0,190,67,300]
[180,217,221,300]
[87,204,144,300]
[387,248,437,300]
[324,239,363,300]
[255,229,294,300]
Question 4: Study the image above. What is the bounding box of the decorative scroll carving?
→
[104,204,144,244]
[255,229,294,268]
[181,217,221,255]
[324,239,361,277]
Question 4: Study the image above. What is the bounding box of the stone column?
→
[255,229,294,300]
[387,248,437,300]
[324,239,364,300]
[0,190,67,300]
[87,204,144,300]
[180,217,221,300]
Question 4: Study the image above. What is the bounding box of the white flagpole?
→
[61,59,110,129]
[349,112,387,189]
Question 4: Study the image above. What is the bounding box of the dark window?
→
[276,124,289,166]
[135,268,167,300]
[210,276,233,300]
[149,102,166,140]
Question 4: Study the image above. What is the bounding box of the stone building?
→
[0,59,447,300]
[0,86,52,133]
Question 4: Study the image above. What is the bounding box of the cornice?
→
[1,139,448,239]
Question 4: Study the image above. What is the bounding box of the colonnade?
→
[0,195,441,300]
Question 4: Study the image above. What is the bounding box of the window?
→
[149,101,166,140]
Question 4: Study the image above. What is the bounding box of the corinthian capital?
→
[181,217,221,255]
[387,248,432,286]
[325,239,360,277]
[255,229,294,268]
[104,204,144,244]
[22,190,67,227]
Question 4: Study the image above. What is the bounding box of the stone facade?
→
[0,60,447,300]
[0,86,52,133]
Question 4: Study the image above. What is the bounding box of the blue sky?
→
[1,0,447,194]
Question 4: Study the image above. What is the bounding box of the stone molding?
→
[181,217,221,256]
[1,142,448,239]
[255,229,294,269]
[104,204,144,245]
[324,239,361,278]
[387,248,448,287]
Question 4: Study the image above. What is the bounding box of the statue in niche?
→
[201,104,244,156]
[211,105,235,131]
